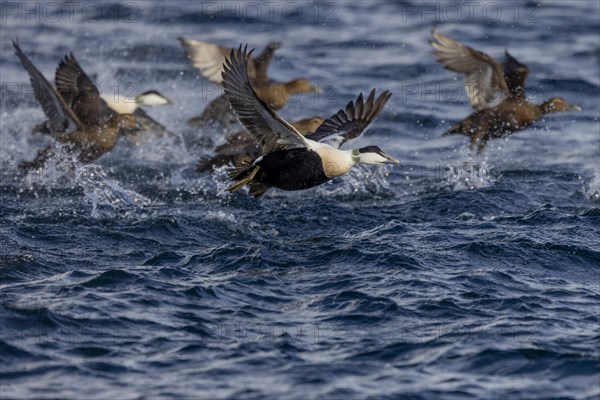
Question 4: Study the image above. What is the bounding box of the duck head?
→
[135,90,174,106]
[351,146,398,165]
[285,79,320,94]
[294,116,325,134]
[542,97,582,113]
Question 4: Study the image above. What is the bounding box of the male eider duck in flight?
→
[13,41,138,170]
[196,116,325,172]
[222,46,397,199]
[431,28,581,153]
[28,59,174,144]
[179,38,318,128]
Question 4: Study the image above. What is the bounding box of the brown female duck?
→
[180,39,318,127]
[14,41,138,171]
[432,28,581,153]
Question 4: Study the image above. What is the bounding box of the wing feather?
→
[309,89,392,148]
[503,50,530,98]
[253,41,280,82]
[180,38,281,85]
[221,45,308,154]
[54,53,110,125]
[431,28,510,110]
[13,40,81,133]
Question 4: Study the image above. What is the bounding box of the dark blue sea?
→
[1,1,599,399]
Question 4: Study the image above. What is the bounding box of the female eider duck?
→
[222,46,397,199]
[432,28,581,153]
[196,116,325,172]
[14,41,138,170]
[180,38,318,128]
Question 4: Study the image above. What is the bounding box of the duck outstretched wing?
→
[431,28,510,110]
[180,38,278,85]
[253,41,280,82]
[308,89,392,148]
[54,53,112,125]
[13,40,81,134]
[222,45,308,153]
[503,50,530,98]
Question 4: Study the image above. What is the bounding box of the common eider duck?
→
[30,66,174,144]
[179,38,318,128]
[27,50,118,136]
[99,90,178,145]
[432,28,581,153]
[222,46,397,199]
[14,41,138,170]
[196,116,325,172]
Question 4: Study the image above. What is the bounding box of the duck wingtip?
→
[12,37,22,53]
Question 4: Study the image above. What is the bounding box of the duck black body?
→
[236,149,329,191]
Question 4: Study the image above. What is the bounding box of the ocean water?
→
[1,1,599,399]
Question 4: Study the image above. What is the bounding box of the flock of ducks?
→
[13,29,581,199]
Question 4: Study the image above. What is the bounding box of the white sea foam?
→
[76,164,152,217]
[444,160,496,191]
[584,165,600,202]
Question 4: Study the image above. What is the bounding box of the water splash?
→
[166,164,231,199]
[314,166,394,198]
[445,156,497,191]
[22,148,80,189]
[76,164,152,217]
[117,132,192,163]
[584,164,600,202]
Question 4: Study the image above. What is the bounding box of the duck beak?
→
[310,85,322,93]
[381,152,399,164]
[568,104,582,111]
[162,96,175,105]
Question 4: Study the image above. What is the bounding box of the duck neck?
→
[106,115,131,137]
[350,149,361,164]
[539,99,558,115]
[314,147,355,178]
[284,80,309,95]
